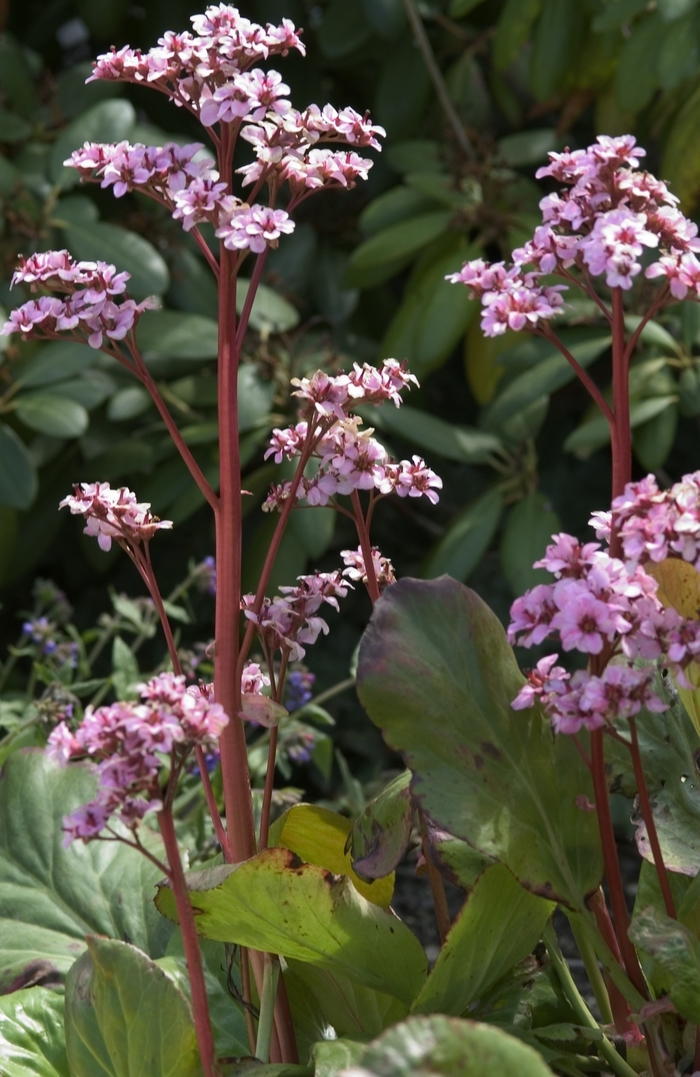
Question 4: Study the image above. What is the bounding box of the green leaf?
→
[624,314,680,353]
[658,0,699,18]
[316,0,373,57]
[65,937,200,1077]
[356,578,603,909]
[658,11,700,90]
[679,364,700,415]
[348,770,413,881]
[431,829,494,891]
[494,0,542,70]
[500,492,561,596]
[483,332,612,429]
[167,247,218,319]
[606,684,700,876]
[0,36,36,116]
[57,62,121,121]
[629,906,700,1023]
[359,187,438,236]
[50,100,135,187]
[379,244,480,378]
[412,864,554,1015]
[312,1038,365,1077]
[497,129,563,167]
[386,141,442,174]
[12,341,97,388]
[0,422,37,509]
[107,385,152,421]
[0,108,31,142]
[375,33,432,141]
[15,393,89,438]
[592,0,649,30]
[137,311,219,362]
[361,404,502,464]
[288,962,406,1040]
[633,402,678,470]
[56,371,115,412]
[354,1014,555,1076]
[236,279,299,335]
[530,0,585,101]
[62,219,169,301]
[564,395,678,457]
[663,82,700,210]
[0,751,171,993]
[0,987,69,1077]
[422,488,503,582]
[238,363,275,431]
[289,504,335,559]
[268,803,394,907]
[359,0,406,37]
[615,14,662,113]
[346,212,451,285]
[111,635,139,701]
[155,847,428,1006]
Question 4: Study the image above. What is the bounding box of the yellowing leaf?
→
[647,558,700,737]
[268,804,394,908]
[464,320,515,404]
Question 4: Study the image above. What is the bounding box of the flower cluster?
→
[47,672,229,844]
[341,545,396,591]
[3,251,156,349]
[508,527,700,732]
[291,359,418,420]
[450,134,700,336]
[59,482,172,552]
[263,417,442,511]
[591,471,700,570]
[284,668,315,712]
[242,571,350,661]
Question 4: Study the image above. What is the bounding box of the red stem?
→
[541,324,615,425]
[590,888,636,1034]
[628,718,676,919]
[235,250,269,353]
[158,806,219,1077]
[417,808,452,945]
[590,729,648,999]
[350,490,380,603]
[610,288,631,510]
[258,725,279,852]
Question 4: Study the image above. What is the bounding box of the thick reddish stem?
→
[590,730,647,1000]
[590,889,636,1033]
[417,808,452,945]
[159,807,219,1077]
[628,719,676,919]
[541,325,615,425]
[350,491,380,603]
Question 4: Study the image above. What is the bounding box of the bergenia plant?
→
[352,134,700,1077]
[1,6,444,1075]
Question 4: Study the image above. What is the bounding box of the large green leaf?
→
[359,188,439,236]
[0,751,171,993]
[345,213,451,283]
[500,492,561,596]
[530,0,585,101]
[615,13,662,113]
[50,100,136,187]
[15,393,89,438]
[361,405,502,465]
[348,770,413,881]
[565,395,678,457]
[374,33,432,141]
[483,332,611,429]
[287,962,407,1039]
[606,688,700,876]
[0,422,37,510]
[352,1015,555,1077]
[236,279,299,335]
[316,0,372,58]
[13,342,97,389]
[62,220,169,301]
[494,0,543,70]
[65,937,200,1077]
[312,1038,365,1077]
[0,988,69,1077]
[155,847,427,1006]
[629,906,700,1024]
[412,864,553,1016]
[356,578,603,909]
[422,489,503,581]
[136,311,219,362]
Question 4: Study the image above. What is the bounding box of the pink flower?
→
[59,482,172,552]
[215,202,294,253]
[551,582,625,654]
[341,545,396,590]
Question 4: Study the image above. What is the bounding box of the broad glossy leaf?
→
[237,279,299,335]
[658,10,700,90]
[564,395,679,457]
[359,0,406,37]
[658,0,699,18]
[484,332,611,429]
[497,129,562,167]
[385,141,442,175]
[592,0,648,30]
[464,320,514,404]
[530,0,584,101]
[606,681,700,875]
[312,1038,365,1077]
[16,393,89,438]
[0,422,37,509]
[238,363,274,431]
[316,0,372,58]
[65,937,200,1077]
[137,311,219,362]
[633,402,678,470]
[0,36,35,116]
[356,578,603,909]
[431,828,494,891]
[422,488,503,581]
[167,247,218,319]
[288,504,335,559]
[12,342,97,388]
[354,1014,555,1076]
[494,0,543,70]
[629,906,700,1023]
[155,847,427,1005]
[412,864,553,1015]
[500,492,560,596]
[62,220,169,301]
[361,404,502,465]
[348,770,413,881]
[615,14,662,113]
[0,751,171,992]
[0,987,69,1077]
[375,33,432,141]
[50,100,135,187]
[107,386,152,421]
[359,187,438,236]
[346,213,451,280]
[288,962,407,1039]
[0,108,31,142]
